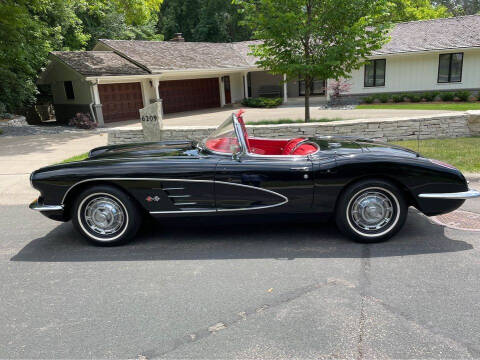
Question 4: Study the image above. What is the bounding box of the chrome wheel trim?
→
[346,187,401,238]
[77,193,129,242]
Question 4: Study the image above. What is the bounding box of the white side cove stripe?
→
[60,177,289,214]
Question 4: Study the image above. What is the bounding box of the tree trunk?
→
[304,75,311,122]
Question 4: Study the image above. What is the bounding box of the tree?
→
[433,0,480,15]
[0,0,163,113]
[235,0,393,122]
[157,0,251,42]
[387,0,450,22]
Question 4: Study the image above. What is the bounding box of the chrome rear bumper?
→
[419,189,480,200]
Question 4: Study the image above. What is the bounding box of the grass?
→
[59,152,88,164]
[392,137,480,173]
[246,118,343,125]
[357,102,480,111]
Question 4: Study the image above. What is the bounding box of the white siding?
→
[229,73,244,103]
[43,59,93,105]
[346,48,480,95]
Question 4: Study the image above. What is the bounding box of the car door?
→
[215,155,314,213]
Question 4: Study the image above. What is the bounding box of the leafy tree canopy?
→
[0,0,163,113]
[387,0,450,22]
[235,0,393,121]
[157,0,251,42]
[433,0,480,15]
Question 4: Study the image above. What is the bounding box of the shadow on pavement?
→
[11,210,472,262]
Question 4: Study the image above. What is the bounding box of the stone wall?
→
[108,112,480,145]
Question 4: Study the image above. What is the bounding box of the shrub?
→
[408,94,422,103]
[454,90,471,102]
[241,97,283,108]
[392,95,404,103]
[378,94,390,103]
[440,92,455,101]
[68,113,97,130]
[422,92,438,102]
[363,96,374,104]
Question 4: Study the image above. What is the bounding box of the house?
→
[38,15,480,125]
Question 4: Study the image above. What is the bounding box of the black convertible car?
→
[30,111,479,245]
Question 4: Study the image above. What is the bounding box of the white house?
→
[38,15,480,125]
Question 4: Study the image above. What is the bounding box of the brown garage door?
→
[98,83,143,123]
[159,78,220,114]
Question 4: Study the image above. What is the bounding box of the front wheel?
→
[72,185,142,246]
[335,180,407,243]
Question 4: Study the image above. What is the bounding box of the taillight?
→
[429,159,457,170]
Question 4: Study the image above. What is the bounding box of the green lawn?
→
[357,102,480,111]
[392,137,480,173]
[246,118,342,125]
[59,152,88,164]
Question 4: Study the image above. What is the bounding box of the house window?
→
[299,79,325,96]
[64,81,75,100]
[438,53,463,83]
[364,59,386,87]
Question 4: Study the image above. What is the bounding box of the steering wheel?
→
[288,140,318,155]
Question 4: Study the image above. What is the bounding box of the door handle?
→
[290,166,310,171]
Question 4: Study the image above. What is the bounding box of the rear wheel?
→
[335,179,407,243]
[72,185,142,246]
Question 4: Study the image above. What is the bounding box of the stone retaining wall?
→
[108,112,480,145]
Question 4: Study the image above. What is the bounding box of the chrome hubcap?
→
[84,197,125,236]
[350,191,394,232]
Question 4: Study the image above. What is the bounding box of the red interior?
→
[205,110,318,155]
[206,137,317,155]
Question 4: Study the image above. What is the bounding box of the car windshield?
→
[203,115,241,154]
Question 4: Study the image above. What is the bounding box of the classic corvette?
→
[30,110,480,246]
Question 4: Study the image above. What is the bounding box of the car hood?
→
[88,140,200,160]
[314,136,420,158]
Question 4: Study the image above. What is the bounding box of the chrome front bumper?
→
[418,189,480,200]
[29,198,63,211]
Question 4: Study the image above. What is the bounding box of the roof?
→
[51,51,149,76]
[49,15,480,77]
[97,39,259,73]
[373,15,480,55]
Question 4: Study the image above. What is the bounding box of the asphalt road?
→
[1,201,480,359]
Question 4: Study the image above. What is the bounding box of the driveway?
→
[1,133,480,358]
[0,133,107,205]
[106,105,458,129]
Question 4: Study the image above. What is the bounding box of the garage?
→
[98,83,143,123]
[159,78,220,114]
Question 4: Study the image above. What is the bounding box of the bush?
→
[377,94,390,103]
[408,94,422,103]
[241,97,283,108]
[68,113,97,130]
[363,96,374,104]
[421,92,438,102]
[454,90,471,102]
[392,95,404,103]
[440,92,455,101]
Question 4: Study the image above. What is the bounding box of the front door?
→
[223,76,232,105]
[215,156,313,213]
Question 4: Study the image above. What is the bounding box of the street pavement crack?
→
[357,245,371,360]
[140,281,330,359]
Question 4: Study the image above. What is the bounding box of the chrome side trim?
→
[163,187,184,191]
[168,195,191,198]
[150,209,217,214]
[30,203,64,212]
[174,202,197,206]
[418,189,480,199]
[59,177,290,214]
